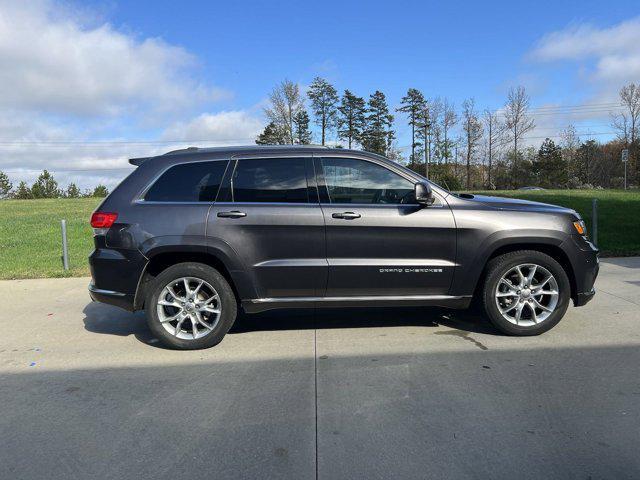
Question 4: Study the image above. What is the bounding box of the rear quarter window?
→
[145,161,228,202]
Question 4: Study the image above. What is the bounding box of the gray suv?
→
[89,145,598,349]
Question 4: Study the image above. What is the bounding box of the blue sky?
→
[104,0,636,116]
[0,0,638,188]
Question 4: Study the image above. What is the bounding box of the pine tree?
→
[14,181,33,199]
[0,170,12,198]
[66,183,81,198]
[362,91,394,156]
[255,122,289,145]
[31,170,60,198]
[337,90,366,149]
[534,138,567,187]
[416,103,433,177]
[294,110,312,144]
[92,185,109,197]
[397,88,426,163]
[307,77,339,145]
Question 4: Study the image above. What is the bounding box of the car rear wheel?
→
[145,262,237,349]
[482,250,571,336]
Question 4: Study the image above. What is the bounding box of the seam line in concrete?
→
[598,288,640,306]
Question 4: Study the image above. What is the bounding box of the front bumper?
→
[575,288,596,307]
[566,235,599,307]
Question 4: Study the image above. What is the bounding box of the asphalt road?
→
[1,258,639,480]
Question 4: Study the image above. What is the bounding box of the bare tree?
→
[428,98,443,164]
[461,98,483,189]
[483,109,506,188]
[611,82,640,144]
[504,86,535,185]
[264,79,304,144]
[433,98,457,163]
[560,124,581,180]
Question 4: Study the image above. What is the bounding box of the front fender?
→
[450,228,566,297]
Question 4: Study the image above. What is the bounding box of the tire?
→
[481,250,571,336]
[145,262,237,350]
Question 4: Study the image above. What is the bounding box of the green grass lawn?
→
[0,190,638,280]
[0,198,101,279]
[468,189,640,256]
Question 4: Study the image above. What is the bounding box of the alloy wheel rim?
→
[156,277,222,340]
[494,263,559,327]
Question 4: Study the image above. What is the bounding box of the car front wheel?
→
[482,250,571,336]
[145,262,237,349]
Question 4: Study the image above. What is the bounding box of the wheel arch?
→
[469,241,577,302]
[133,246,256,310]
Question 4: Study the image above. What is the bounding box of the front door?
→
[208,156,326,299]
[316,156,456,297]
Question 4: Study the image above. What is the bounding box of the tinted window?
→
[321,158,415,204]
[145,161,228,202]
[232,158,308,203]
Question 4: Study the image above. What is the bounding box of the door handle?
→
[332,211,361,220]
[217,210,247,218]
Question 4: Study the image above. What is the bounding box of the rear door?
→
[316,155,456,297]
[207,155,326,299]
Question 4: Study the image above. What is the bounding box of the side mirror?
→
[415,182,435,206]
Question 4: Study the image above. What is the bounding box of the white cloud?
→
[529,17,640,100]
[162,111,264,143]
[0,1,266,191]
[0,0,228,117]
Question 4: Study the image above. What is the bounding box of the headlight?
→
[573,220,587,236]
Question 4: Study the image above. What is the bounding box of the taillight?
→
[91,212,118,229]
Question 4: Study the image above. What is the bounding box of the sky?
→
[0,0,639,189]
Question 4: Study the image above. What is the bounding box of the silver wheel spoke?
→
[497,291,518,297]
[201,305,221,314]
[532,297,552,312]
[202,294,219,306]
[526,265,537,286]
[538,289,558,297]
[529,302,538,323]
[174,317,185,336]
[514,302,524,323]
[193,280,204,296]
[500,302,518,314]
[160,312,181,323]
[166,285,183,302]
[195,311,214,331]
[189,316,198,339]
[532,275,552,290]
[516,266,526,286]
[158,299,181,308]
[183,278,191,296]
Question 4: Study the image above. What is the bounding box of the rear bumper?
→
[88,242,146,311]
[88,284,135,311]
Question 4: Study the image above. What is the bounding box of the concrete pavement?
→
[1,258,639,479]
